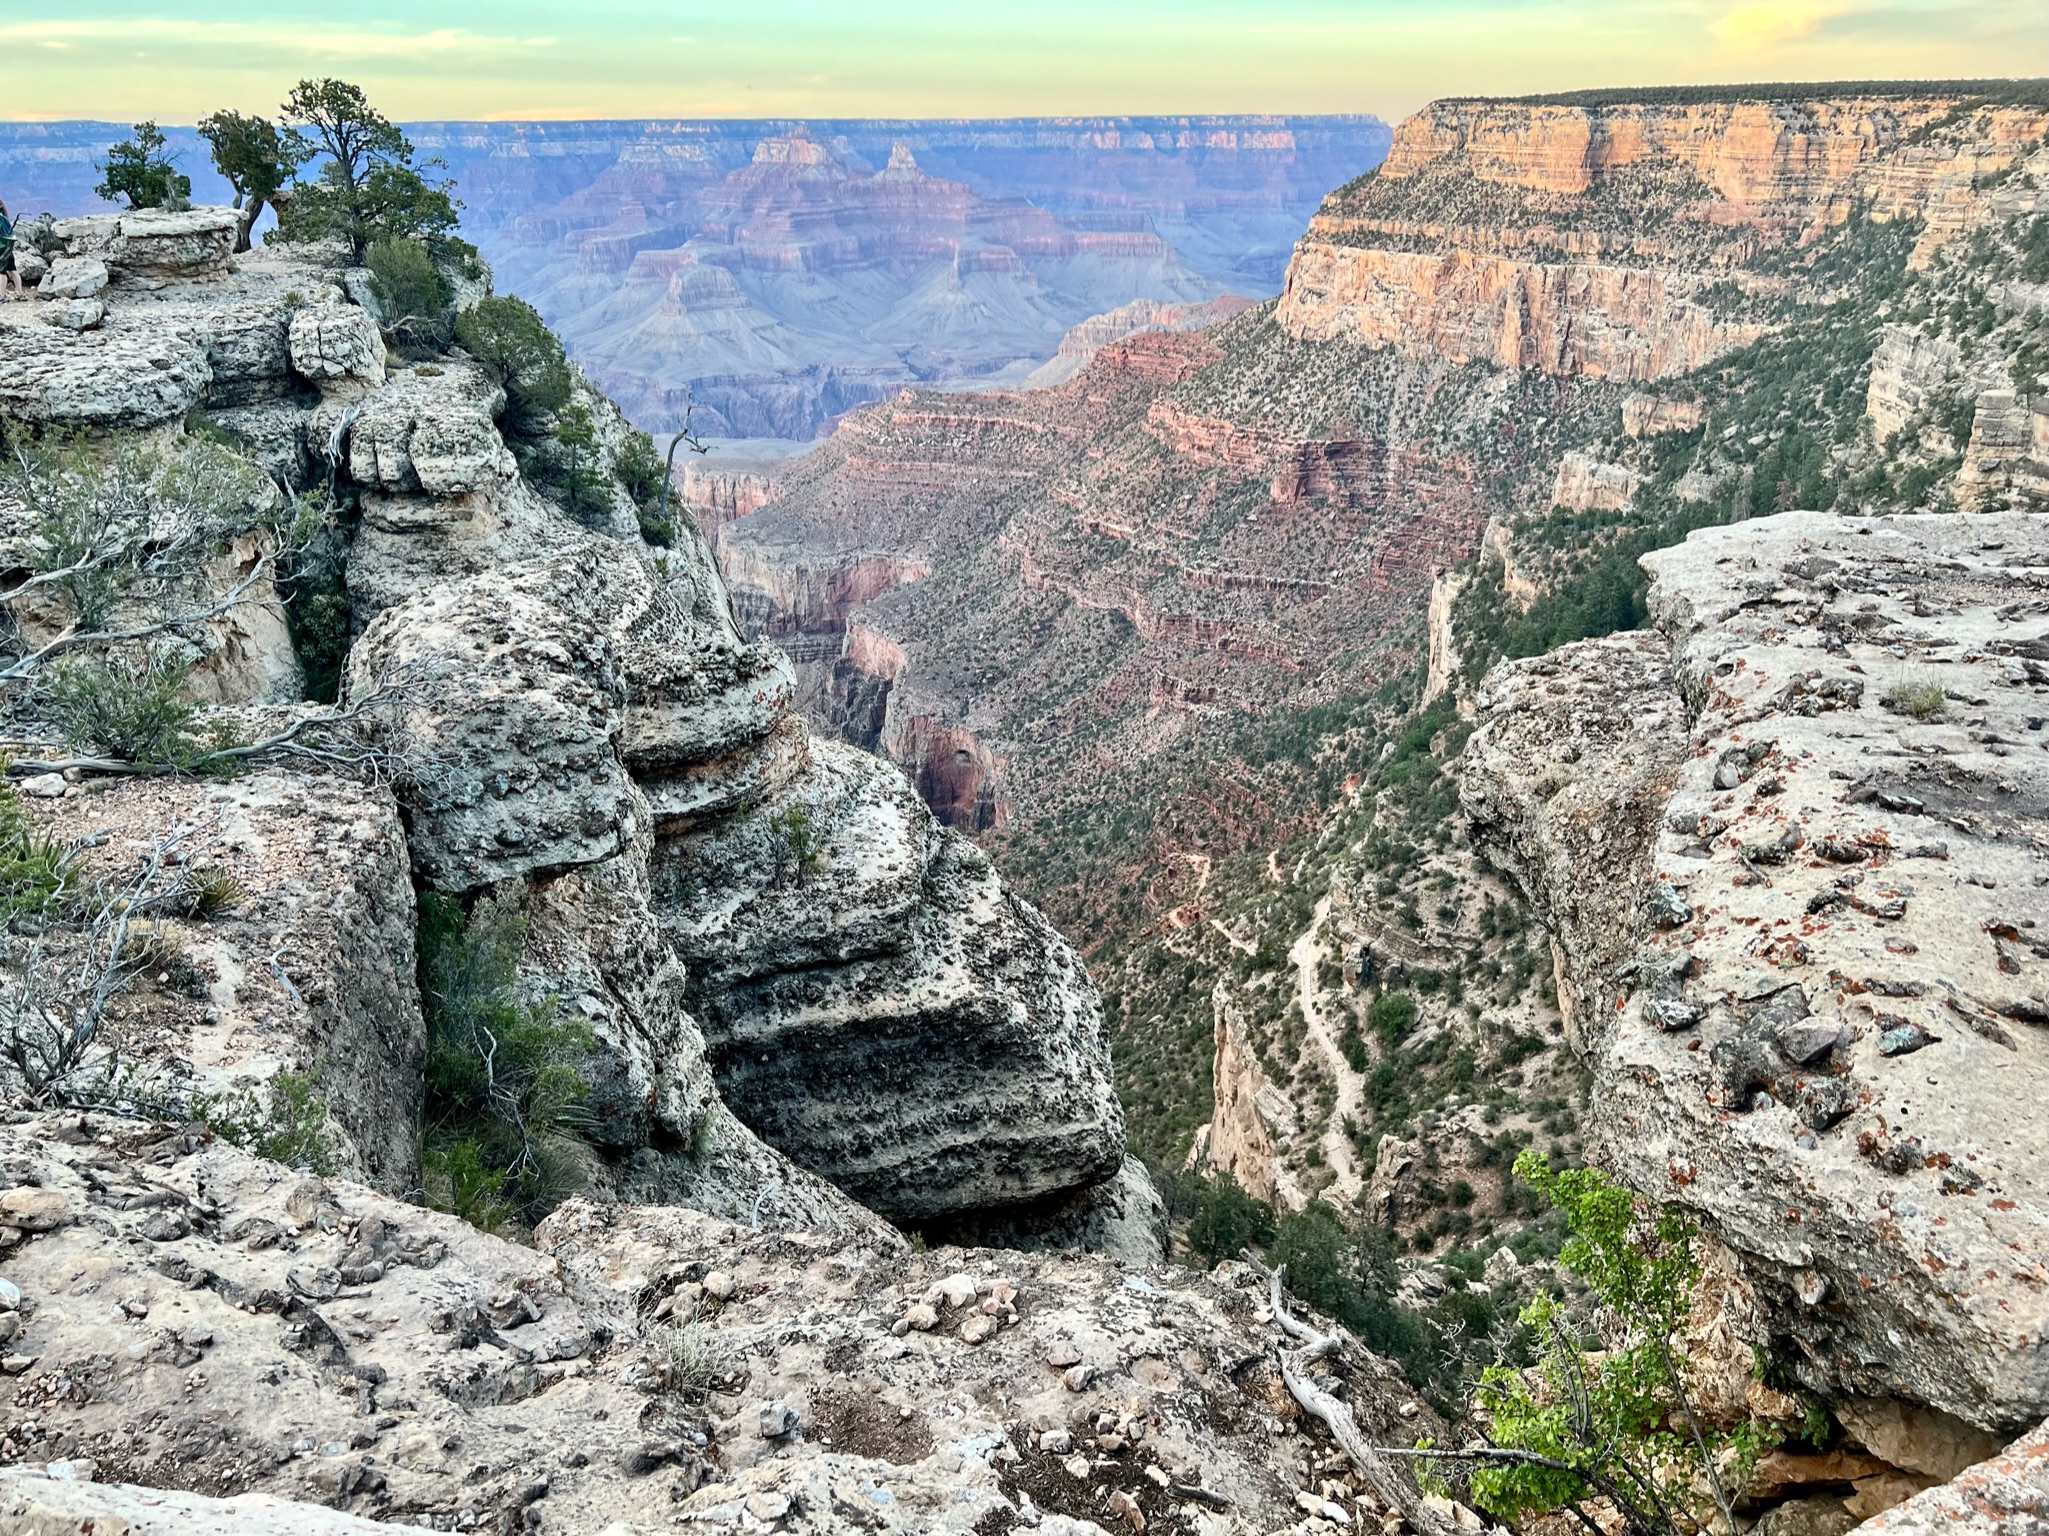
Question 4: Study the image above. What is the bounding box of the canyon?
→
[0,76,2047,1536]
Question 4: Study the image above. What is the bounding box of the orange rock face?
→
[1278,244,1766,380]
[1286,95,2049,377]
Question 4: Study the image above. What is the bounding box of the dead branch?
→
[1245,1253,1467,1536]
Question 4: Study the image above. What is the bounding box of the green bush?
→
[1883,677,1946,720]
[1271,1201,1433,1385]
[42,653,207,767]
[453,297,573,436]
[196,1070,336,1173]
[1369,991,1417,1048]
[1467,1152,1772,1533]
[549,403,613,526]
[418,890,595,1232]
[617,430,677,546]
[365,236,453,352]
[1181,1171,1277,1265]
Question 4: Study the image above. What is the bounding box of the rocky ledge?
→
[0,212,1146,1254]
[0,1113,1437,1535]
[1463,509,2049,1515]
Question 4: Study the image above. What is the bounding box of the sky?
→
[2,0,2043,123]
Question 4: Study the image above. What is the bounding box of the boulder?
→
[1847,1419,2049,1534]
[39,256,108,299]
[1464,510,2049,1434]
[329,360,515,496]
[43,297,105,331]
[680,806,1126,1224]
[288,303,386,387]
[53,206,239,279]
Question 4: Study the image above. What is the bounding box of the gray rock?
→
[288,303,386,387]
[44,298,105,332]
[344,548,638,893]
[39,257,108,300]
[16,773,66,799]
[1467,509,2049,1434]
[0,309,211,427]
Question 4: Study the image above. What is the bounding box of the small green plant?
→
[96,121,190,210]
[1463,1151,1769,1535]
[418,890,595,1232]
[0,778,72,927]
[648,1320,726,1395]
[453,296,573,436]
[616,430,677,545]
[196,1069,337,1173]
[768,805,826,887]
[364,235,453,351]
[1882,676,1947,720]
[176,866,245,920]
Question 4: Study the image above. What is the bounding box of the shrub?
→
[549,403,613,525]
[364,235,453,351]
[617,430,677,546]
[196,1069,336,1173]
[453,297,573,436]
[418,890,595,1231]
[1466,1152,1771,1534]
[1883,677,1946,720]
[1272,1201,1434,1384]
[0,778,71,927]
[1181,1171,1277,1264]
[1369,991,1417,1048]
[42,653,203,767]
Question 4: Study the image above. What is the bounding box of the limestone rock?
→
[0,309,211,427]
[0,1471,405,1536]
[325,360,515,496]
[674,788,1125,1224]
[39,256,108,299]
[288,303,386,388]
[344,550,638,892]
[53,206,239,279]
[1464,510,2049,1433]
[20,774,425,1193]
[1847,1419,2049,1534]
[0,1115,1433,1536]
[44,296,106,331]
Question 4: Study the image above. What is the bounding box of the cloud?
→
[1710,0,1857,51]
[0,17,555,61]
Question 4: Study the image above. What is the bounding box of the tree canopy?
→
[274,78,464,262]
[95,122,190,211]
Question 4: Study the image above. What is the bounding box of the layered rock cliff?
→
[0,210,1145,1253]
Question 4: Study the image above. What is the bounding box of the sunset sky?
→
[3,0,2043,123]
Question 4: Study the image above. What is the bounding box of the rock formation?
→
[1463,507,2049,1449]
[0,1110,1440,1535]
[0,211,1142,1253]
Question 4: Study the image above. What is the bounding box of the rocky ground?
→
[0,1111,1441,1536]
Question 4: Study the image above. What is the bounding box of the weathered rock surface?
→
[0,208,1139,1246]
[20,774,425,1194]
[663,739,1126,1224]
[1464,509,2049,1434]
[1849,1419,2049,1535]
[0,1115,1437,1535]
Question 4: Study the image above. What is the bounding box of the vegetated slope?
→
[697,83,2049,1256]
